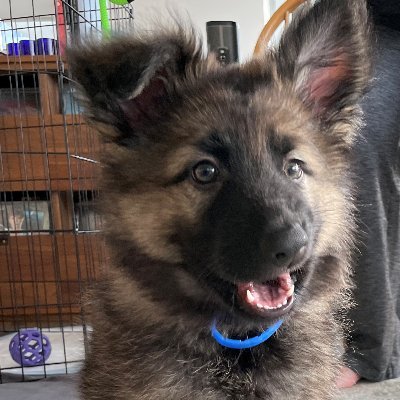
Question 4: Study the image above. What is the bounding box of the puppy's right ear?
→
[275,0,372,141]
[68,31,202,145]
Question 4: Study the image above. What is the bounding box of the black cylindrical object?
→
[206,21,239,64]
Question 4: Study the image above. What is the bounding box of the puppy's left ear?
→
[277,0,373,137]
[67,30,204,145]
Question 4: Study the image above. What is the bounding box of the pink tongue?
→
[237,273,294,310]
[277,272,293,291]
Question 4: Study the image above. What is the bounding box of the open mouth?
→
[236,272,295,318]
[200,264,308,320]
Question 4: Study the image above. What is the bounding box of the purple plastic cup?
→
[36,38,56,55]
[19,40,36,55]
[7,43,19,56]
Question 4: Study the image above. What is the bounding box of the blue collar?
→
[211,319,283,349]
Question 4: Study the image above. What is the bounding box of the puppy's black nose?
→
[269,224,308,267]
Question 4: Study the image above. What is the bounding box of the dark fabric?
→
[368,0,400,31]
[346,26,400,381]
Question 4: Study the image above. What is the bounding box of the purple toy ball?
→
[9,329,52,367]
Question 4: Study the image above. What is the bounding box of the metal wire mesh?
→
[0,0,134,383]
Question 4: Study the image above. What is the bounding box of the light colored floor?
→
[0,375,399,400]
[336,378,400,400]
[0,376,78,400]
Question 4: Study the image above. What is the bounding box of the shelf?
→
[0,112,101,191]
[0,233,107,327]
[0,113,85,129]
[1,151,100,190]
[0,116,101,156]
[0,124,99,154]
[0,55,103,329]
[0,233,105,283]
[0,55,65,73]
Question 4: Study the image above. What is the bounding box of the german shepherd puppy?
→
[68,0,372,398]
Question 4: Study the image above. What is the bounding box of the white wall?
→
[0,0,54,19]
[0,0,280,59]
[134,0,269,61]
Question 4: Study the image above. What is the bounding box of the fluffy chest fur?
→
[84,264,341,400]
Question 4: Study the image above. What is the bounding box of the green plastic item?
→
[99,0,133,35]
[110,0,132,5]
[99,0,111,35]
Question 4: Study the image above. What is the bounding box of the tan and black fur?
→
[68,0,372,399]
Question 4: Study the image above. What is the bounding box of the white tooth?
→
[275,303,282,309]
[257,303,263,309]
[282,299,288,306]
[246,290,255,303]
[262,305,272,310]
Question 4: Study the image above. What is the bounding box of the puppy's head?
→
[69,0,371,327]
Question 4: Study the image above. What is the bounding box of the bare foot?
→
[336,366,361,388]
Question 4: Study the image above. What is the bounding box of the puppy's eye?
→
[285,160,303,180]
[192,161,219,184]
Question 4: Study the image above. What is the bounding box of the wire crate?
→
[0,0,134,383]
